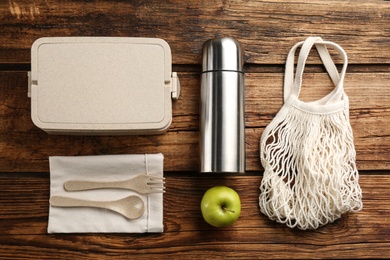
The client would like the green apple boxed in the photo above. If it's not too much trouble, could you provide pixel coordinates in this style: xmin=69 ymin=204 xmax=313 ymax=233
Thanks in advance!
xmin=200 ymin=186 xmax=241 ymax=228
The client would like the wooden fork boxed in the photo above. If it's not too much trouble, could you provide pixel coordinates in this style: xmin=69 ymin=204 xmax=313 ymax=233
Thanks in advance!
xmin=64 ymin=174 xmax=165 ymax=194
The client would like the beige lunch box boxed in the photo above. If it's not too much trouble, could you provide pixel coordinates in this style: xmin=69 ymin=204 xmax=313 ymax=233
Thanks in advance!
xmin=28 ymin=37 xmax=180 ymax=135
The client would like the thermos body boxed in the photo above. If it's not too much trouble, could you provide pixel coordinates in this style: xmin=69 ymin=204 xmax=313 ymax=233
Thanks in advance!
xmin=200 ymin=37 xmax=245 ymax=173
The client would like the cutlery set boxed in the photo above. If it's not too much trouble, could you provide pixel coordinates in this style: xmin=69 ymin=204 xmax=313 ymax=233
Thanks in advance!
xmin=50 ymin=174 xmax=165 ymax=220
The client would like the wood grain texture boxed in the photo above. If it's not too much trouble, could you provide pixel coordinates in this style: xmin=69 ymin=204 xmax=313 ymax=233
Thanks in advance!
xmin=0 ymin=0 xmax=390 ymax=65
xmin=0 ymin=0 xmax=389 ymax=258
xmin=1 ymin=71 xmax=389 ymax=172
xmin=0 ymin=173 xmax=388 ymax=259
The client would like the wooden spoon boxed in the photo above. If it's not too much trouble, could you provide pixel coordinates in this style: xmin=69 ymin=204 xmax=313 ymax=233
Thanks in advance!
xmin=50 ymin=195 xmax=145 ymax=220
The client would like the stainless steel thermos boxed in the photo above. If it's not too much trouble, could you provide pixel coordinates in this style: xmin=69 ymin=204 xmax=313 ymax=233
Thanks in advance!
xmin=200 ymin=37 xmax=245 ymax=173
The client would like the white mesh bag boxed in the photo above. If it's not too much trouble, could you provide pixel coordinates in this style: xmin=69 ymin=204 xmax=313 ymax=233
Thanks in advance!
xmin=259 ymin=37 xmax=362 ymax=230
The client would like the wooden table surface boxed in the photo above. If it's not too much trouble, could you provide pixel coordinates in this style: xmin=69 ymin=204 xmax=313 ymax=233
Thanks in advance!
xmin=1 ymin=0 xmax=389 ymax=259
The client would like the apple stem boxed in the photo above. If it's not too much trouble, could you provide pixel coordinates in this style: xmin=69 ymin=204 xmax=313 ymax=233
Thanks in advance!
xmin=222 ymin=206 xmax=235 ymax=213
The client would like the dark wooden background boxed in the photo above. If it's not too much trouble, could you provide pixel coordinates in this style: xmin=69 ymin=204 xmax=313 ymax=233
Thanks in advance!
xmin=0 ymin=0 xmax=389 ymax=259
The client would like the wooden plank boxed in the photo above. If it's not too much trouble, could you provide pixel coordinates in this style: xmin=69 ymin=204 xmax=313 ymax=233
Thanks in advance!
xmin=0 ymin=71 xmax=389 ymax=172
xmin=0 ymin=237 xmax=388 ymax=259
xmin=0 ymin=173 xmax=388 ymax=259
xmin=0 ymin=0 xmax=389 ymax=64
xmin=1 ymin=1 xmax=388 ymax=259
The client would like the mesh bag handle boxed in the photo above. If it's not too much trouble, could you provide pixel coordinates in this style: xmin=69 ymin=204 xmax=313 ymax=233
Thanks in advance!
xmin=283 ymin=36 xmax=348 ymax=106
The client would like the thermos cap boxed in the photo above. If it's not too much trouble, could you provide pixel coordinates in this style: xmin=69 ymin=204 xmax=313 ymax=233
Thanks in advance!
xmin=202 ymin=37 xmax=243 ymax=72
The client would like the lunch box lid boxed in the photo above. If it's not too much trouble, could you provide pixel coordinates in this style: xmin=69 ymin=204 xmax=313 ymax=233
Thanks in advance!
xmin=28 ymin=37 xmax=180 ymax=135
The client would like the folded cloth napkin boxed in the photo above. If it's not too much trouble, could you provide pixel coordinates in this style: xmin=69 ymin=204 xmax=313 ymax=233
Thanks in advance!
xmin=48 ymin=153 xmax=164 ymax=233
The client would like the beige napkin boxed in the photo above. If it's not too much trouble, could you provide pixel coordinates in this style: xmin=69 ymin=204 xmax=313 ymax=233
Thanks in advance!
xmin=48 ymin=154 xmax=164 ymax=233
